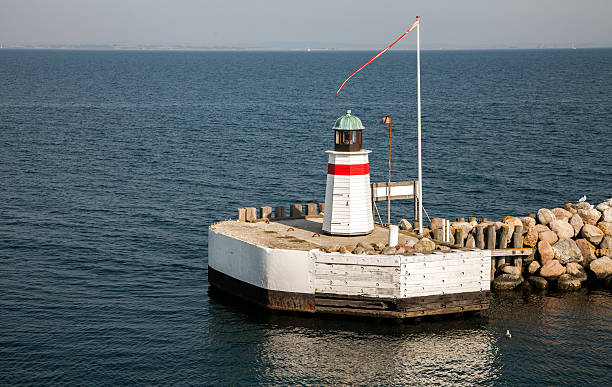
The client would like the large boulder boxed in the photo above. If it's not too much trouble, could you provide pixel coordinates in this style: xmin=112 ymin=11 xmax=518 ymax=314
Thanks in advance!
xmin=574 ymin=201 xmax=592 ymax=210
xmin=537 ymin=208 xmax=556 ymax=225
xmin=589 ymin=257 xmax=612 ymax=280
xmin=521 ymin=216 xmax=536 ymax=230
xmin=539 ymin=230 xmax=559 ymax=246
xmin=398 ymin=219 xmax=413 ymax=231
xmin=524 ymin=226 xmax=539 ymax=247
xmin=493 ymin=274 xmax=522 ymax=290
xmin=569 ymin=214 xmax=584 ymax=237
xmin=598 ymin=222 xmax=612 ymax=236
xmin=404 ymin=236 xmax=420 ymax=248
xmin=552 ymin=238 xmax=582 ymax=264
xmin=540 ymin=260 xmax=566 ymax=278
xmin=566 ymin=262 xmax=588 ymax=282
xmin=600 ymin=236 xmax=612 ymax=250
xmin=502 ymin=265 xmax=521 ymax=276
xmin=528 ymin=276 xmax=548 ymax=289
xmin=557 ymin=274 xmax=582 ymax=291
xmin=563 ymin=203 xmax=578 ymax=215
xmin=414 ymin=238 xmax=435 ymax=253
xmin=534 ymin=224 xmax=551 ymax=234
xmin=429 ymin=218 xmax=444 ymax=230
xmin=595 ymin=202 xmax=610 ymax=213
xmin=550 ymin=219 xmax=575 ymax=239
xmin=504 ymin=216 xmax=523 ymax=229
xmin=577 ymin=208 xmax=602 ymax=225
xmin=537 ymin=240 xmax=555 ymax=265
xmin=528 ymin=260 xmax=541 ymax=275
xmin=575 ymin=238 xmax=597 ymax=266
xmin=552 ymin=207 xmax=572 ymax=221
xmin=581 ymin=224 xmax=604 ymax=245
xmin=603 ymin=208 xmax=612 ymax=223
xmin=452 ymin=221 xmax=473 ymax=233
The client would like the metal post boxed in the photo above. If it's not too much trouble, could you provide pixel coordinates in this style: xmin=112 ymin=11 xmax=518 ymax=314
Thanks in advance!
xmin=388 ymin=118 xmax=391 ymax=226
xmin=416 ymin=16 xmax=423 ymax=235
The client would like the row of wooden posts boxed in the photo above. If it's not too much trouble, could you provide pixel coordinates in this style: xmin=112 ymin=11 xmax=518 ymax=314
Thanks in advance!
xmin=237 ymin=203 xmax=325 ymax=222
xmin=432 ymin=217 xmax=525 ymax=250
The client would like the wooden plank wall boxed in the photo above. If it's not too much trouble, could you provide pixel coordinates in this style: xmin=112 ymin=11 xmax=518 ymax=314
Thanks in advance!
xmin=312 ymin=250 xmax=491 ymax=299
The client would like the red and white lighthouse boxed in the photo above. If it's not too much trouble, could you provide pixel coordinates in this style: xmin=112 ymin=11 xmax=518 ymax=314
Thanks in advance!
xmin=322 ymin=110 xmax=374 ymax=236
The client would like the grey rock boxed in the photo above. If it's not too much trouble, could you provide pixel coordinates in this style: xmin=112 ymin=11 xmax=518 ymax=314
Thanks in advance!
xmin=353 ymin=246 xmax=365 ymax=255
xmin=414 ymin=238 xmax=435 ymax=253
xmin=502 ymin=265 xmax=521 ymax=276
xmin=528 ymin=261 xmax=541 ymax=275
xmin=528 ymin=275 xmax=549 ymax=289
xmin=600 ymin=236 xmax=612 ymax=250
xmin=589 ymin=256 xmax=612 ymax=280
xmin=382 ymin=246 xmax=397 ymax=255
xmin=540 ymin=260 xmax=566 ymax=278
xmin=595 ymin=202 xmax=610 ymax=213
xmin=557 ymin=274 xmax=582 ymax=291
xmin=603 ymin=208 xmax=612 ymax=223
xmin=404 ymin=236 xmax=420 ymax=248
xmin=521 ymin=216 xmax=536 ymax=230
xmin=552 ymin=238 xmax=583 ymax=264
xmin=581 ymin=224 xmax=604 ymax=245
xmin=550 ymin=219 xmax=575 ymax=239
xmin=398 ymin=219 xmax=413 ymax=231
xmin=566 ymin=262 xmax=588 ymax=282
xmin=493 ymin=274 xmax=522 ymax=290
xmin=569 ymin=214 xmax=584 ymax=237
xmin=537 ymin=208 xmax=556 ymax=225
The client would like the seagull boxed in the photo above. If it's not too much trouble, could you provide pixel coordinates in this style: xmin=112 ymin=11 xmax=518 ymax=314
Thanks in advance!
xmin=578 ymin=195 xmax=587 ymax=203
xmin=505 ymin=330 xmax=512 ymax=339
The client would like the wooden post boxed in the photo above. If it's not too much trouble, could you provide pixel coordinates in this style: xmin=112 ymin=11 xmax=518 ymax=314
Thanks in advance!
xmin=246 ymin=207 xmax=257 ymax=222
xmin=306 ymin=203 xmax=318 ymax=216
xmin=491 ymin=257 xmax=496 ymax=282
xmin=260 ymin=206 xmax=272 ymax=219
xmin=318 ymin=202 xmax=325 ymax=214
xmin=499 ymin=225 xmax=509 ymax=249
xmin=238 ymin=208 xmax=246 ymax=222
xmin=290 ymin=204 xmax=303 ymax=217
xmin=512 ymin=225 xmax=523 ymax=248
xmin=455 ymin=228 xmax=466 ymax=247
xmin=274 ymin=206 xmax=285 ymax=218
xmin=456 ymin=217 xmax=465 ymax=222
xmin=413 ymin=181 xmax=418 ymax=227
xmin=468 ymin=217 xmax=477 ymax=223
xmin=486 ymin=225 xmax=496 ymax=249
xmin=513 ymin=257 xmax=523 ymax=271
xmin=479 ymin=217 xmax=487 ymax=223
xmin=476 ymin=225 xmax=485 ymax=249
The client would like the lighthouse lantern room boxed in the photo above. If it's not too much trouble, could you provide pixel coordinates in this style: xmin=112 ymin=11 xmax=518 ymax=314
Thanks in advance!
xmin=322 ymin=110 xmax=374 ymax=236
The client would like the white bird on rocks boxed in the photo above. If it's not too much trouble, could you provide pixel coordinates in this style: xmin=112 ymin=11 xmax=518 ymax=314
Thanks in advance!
xmin=578 ymin=195 xmax=587 ymax=202
xmin=505 ymin=330 xmax=511 ymax=339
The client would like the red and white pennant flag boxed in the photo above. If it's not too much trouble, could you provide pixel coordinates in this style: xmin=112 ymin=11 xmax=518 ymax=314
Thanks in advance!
xmin=335 ymin=18 xmax=419 ymax=102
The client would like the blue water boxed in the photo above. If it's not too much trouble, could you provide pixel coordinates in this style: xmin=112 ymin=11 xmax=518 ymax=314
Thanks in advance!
xmin=1 ymin=49 xmax=611 ymax=385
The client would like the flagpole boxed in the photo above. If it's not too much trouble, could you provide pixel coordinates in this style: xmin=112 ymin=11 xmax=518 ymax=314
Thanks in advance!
xmin=416 ymin=16 xmax=423 ymax=236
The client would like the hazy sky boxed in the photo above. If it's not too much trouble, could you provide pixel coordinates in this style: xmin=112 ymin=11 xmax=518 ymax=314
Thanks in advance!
xmin=1 ymin=0 xmax=611 ymax=48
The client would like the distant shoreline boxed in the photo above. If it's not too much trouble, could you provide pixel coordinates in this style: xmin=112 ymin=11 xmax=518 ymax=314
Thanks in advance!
xmin=1 ymin=45 xmax=611 ymax=52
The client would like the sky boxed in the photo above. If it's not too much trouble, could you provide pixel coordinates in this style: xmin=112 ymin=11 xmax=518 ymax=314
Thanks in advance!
xmin=1 ymin=0 xmax=611 ymax=49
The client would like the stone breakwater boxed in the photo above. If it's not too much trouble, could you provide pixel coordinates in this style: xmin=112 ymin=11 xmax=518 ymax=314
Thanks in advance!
xmin=421 ymin=198 xmax=612 ymax=292
xmin=488 ymin=198 xmax=612 ymax=292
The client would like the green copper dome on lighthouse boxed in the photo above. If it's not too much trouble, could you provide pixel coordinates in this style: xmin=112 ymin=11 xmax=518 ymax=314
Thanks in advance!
xmin=332 ymin=109 xmax=365 ymax=131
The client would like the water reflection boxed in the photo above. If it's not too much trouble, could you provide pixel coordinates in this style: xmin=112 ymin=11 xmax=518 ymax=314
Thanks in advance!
xmin=208 ymin=289 xmax=500 ymax=385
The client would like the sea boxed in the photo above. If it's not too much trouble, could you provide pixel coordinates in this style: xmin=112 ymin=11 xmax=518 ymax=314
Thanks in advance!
xmin=1 ymin=48 xmax=611 ymax=385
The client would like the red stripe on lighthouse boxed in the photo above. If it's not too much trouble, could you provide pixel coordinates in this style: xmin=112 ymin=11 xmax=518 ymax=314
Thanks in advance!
xmin=327 ymin=163 xmax=370 ymax=175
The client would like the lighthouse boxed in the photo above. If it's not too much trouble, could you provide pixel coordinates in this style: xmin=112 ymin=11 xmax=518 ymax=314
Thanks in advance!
xmin=322 ymin=110 xmax=374 ymax=236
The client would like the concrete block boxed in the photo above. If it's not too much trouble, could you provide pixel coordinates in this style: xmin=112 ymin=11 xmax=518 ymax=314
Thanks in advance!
xmin=260 ymin=206 xmax=272 ymax=219
xmin=290 ymin=204 xmax=303 ymax=217
xmin=237 ymin=208 xmax=246 ymax=222
xmin=306 ymin=203 xmax=318 ymax=216
xmin=246 ymin=207 xmax=257 ymax=222
xmin=274 ymin=206 xmax=285 ymax=218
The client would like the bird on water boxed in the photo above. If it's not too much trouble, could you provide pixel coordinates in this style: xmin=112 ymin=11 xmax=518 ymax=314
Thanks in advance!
xmin=505 ymin=330 xmax=511 ymax=339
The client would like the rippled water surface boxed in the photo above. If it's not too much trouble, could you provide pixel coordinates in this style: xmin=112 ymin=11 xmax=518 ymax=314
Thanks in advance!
xmin=1 ymin=49 xmax=611 ymax=385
